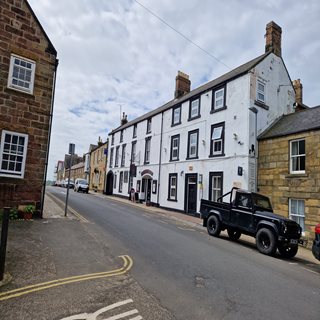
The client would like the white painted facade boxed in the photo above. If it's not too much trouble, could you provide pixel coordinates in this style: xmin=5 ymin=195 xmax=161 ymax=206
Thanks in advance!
xmin=106 ymin=52 xmax=295 ymax=214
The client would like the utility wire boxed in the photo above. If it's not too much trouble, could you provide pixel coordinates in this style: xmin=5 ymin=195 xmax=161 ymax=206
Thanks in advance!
xmin=133 ymin=0 xmax=231 ymax=70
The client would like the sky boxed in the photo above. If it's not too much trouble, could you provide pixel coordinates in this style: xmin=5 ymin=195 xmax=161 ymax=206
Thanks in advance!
xmin=27 ymin=0 xmax=320 ymax=180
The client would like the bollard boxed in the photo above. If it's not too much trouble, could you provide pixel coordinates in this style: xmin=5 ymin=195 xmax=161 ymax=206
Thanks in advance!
xmin=0 ymin=207 xmax=10 ymax=281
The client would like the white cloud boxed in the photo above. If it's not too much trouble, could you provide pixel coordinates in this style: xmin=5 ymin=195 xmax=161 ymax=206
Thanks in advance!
xmin=27 ymin=0 xmax=320 ymax=179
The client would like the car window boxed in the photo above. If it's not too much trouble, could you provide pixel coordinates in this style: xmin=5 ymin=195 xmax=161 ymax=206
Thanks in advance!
xmin=237 ymin=194 xmax=252 ymax=208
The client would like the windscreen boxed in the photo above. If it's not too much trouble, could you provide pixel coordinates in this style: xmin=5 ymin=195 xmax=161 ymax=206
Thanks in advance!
xmin=253 ymin=194 xmax=272 ymax=211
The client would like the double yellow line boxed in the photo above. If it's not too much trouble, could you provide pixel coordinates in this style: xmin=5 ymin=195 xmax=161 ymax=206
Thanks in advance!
xmin=47 ymin=192 xmax=89 ymax=223
xmin=0 ymin=255 xmax=133 ymax=301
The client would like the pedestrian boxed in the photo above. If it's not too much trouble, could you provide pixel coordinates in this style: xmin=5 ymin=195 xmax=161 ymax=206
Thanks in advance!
xmin=130 ymin=188 xmax=135 ymax=202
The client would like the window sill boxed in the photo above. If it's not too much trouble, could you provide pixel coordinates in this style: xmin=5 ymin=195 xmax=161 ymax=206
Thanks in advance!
xmin=6 ymin=86 xmax=34 ymax=96
xmin=254 ymin=100 xmax=269 ymax=110
xmin=186 ymin=156 xmax=199 ymax=160
xmin=167 ymin=198 xmax=178 ymax=202
xmin=0 ymin=172 xmax=24 ymax=179
xmin=169 ymin=158 xmax=179 ymax=162
xmin=210 ymin=106 xmax=227 ymax=114
xmin=209 ymin=153 xmax=225 ymax=158
xmin=188 ymin=115 xmax=201 ymax=121
xmin=144 ymin=162 xmax=150 ymax=165
xmin=171 ymin=122 xmax=182 ymax=127
xmin=285 ymin=173 xmax=308 ymax=179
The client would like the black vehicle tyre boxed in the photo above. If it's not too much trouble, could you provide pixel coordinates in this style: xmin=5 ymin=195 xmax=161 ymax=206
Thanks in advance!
xmin=256 ymin=228 xmax=277 ymax=256
xmin=278 ymin=244 xmax=298 ymax=259
xmin=207 ymin=215 xmax=221 ymax=237
xmin=227 ymin=228 xmax=241 ymax=241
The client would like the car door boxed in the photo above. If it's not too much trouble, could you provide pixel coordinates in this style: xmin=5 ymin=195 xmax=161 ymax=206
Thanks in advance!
xmin=230 ymin=193 xmax=254 ymax=231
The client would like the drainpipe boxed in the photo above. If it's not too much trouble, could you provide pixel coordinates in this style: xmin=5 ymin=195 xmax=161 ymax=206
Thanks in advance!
xmin=40 ymin=58 xmax=59 ymax=218
xmin=249 ymin=106 xmax=258 ymax=191
xmin=157 ymin=112 xmax=164 ymax=206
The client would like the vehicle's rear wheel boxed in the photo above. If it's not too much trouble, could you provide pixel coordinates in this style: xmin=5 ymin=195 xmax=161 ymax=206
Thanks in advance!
xmin=278 ymin=244 xmax=298 ymax=259
xmin=256 ymin=228 xmax=277 ymax=255
xmin=207 ymin=215 xmax=221 ymax=237
xmin=227 ymin=228 xmax=241 ymax=241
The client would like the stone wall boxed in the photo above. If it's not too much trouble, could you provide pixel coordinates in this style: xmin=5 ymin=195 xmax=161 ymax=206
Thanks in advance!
xmin=258 ymin=130 xmax=320 ymax=244
xmin=90 ymin=143 xmax=107 ymax=193
xmin=0 ymin=0 xmax=57 ymax=210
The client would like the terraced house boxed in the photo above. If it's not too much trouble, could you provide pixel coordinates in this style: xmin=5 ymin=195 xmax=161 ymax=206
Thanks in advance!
xmin=0 ymin=0 xmax=58 ymax=214
xmin=106 ymin=21 xmax=298 ymax=215
xmin=258 ymin=105 xmax=320 ymax=244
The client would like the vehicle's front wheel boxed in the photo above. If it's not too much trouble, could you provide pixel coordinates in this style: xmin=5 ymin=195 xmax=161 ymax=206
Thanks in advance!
xmin=207 ymin=215 xmax=221 ymax=237
xmin=278 ymin=244 xmax=298 ymax=259
xmin=227 ymin=228 xmax=241 ymax=241
xmin=256 ymin=228 xmax=277 ymax=256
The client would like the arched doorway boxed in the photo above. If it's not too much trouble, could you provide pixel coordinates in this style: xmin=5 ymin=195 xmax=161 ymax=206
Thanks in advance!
xmin=105 ymin=171 xmax=114 ymax=195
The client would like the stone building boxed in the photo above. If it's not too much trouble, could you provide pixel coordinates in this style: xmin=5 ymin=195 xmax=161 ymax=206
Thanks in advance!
xmin=258 ymin=106 xmax=320 ymax=244
xmin=89 ymin=140 xmax=108 ymax=193
xmin=0 ymin=0 xmax=58 ymax=214
xmin=69 ymin=162 xmax=85 ymax=181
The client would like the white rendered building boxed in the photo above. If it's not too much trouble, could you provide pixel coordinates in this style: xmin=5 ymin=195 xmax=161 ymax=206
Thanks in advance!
xmin=106 ymin=21 xmax=295 ymax=215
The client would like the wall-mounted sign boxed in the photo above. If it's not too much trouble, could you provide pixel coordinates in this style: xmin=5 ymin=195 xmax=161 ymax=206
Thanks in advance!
xmin=188 ymin=165 xmax=193 ymax=171
xmin=238 ymin=166 xmax=243 ymax=176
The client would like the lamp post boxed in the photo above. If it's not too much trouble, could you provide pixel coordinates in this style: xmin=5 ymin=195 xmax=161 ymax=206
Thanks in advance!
xmin=65 ymin=143 xmax=75 ymax=217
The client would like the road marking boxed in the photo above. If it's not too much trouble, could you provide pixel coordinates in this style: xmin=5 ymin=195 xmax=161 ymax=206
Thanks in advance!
xmin=159 ymin=220 xmax=169 ymax=224
xmin=47 ymin=192 xmax=89 ymax=223
xmin=0 ymin=255 xmax=133 ymax=301
xmin=60 ymin=299 xmax=143 ymax=320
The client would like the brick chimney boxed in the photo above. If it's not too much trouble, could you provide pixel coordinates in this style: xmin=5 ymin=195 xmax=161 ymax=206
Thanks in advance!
xmin=174 ymin=71 xmax=191 ymax=99
xmin=265 ymin=21 xmax=282 ymax=57
xmin=292 ymin=79 xmax=303 ymax=104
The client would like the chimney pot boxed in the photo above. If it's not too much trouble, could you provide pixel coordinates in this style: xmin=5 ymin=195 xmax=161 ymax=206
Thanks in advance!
xmin=175 ymin=70 xmax=191 ymax=99
xmin=265 ymin=21 xmax=282 ymax=57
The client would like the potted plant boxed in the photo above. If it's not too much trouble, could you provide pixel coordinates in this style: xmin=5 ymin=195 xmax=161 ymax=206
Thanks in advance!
xmin=23 ymin=205 xmax=35 ymax=220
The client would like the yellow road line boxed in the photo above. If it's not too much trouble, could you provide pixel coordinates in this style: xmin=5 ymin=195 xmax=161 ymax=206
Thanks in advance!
xmin=46 ymin=192 xmax=89 ymax=223
xmin=0 ymin=255 xmax=133 ymax=301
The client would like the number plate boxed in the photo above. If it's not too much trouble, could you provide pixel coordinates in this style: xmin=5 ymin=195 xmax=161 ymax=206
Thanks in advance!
xmin=290 ymin=239 xmax=298 ymax=245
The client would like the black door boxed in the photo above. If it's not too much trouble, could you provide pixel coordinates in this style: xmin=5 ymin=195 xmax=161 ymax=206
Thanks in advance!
xmin=185 ymin=174 xmax=197 ymax=214
xmin=230 ymin=193 xmax=253 ymax=230
xmin=146 ymin=179 xmax=152 ymax=202
xmin=105 ymin=171 xmax=113 ymax=195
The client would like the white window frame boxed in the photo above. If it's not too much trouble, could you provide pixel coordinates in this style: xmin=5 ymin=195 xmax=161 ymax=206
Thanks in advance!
xmin=257 ymin=80 xmax=265 ymax=103
xmin=211 ymin=124 xmax=224 ymax=156
xmin=0 ymin=130 xmax=28 ymax=179
xmin=289 ymin=199 xmax=305 ymax=234
xmin=290 ymin=139 xmax=305 ymax=174
xmin=133 ymin=124 xmax=137 ymax=138
xmin=7 ymin=54 xmax=36 ymax=94
xmin=121 ymin=144 xmax=126 ymax=167
xmin=210 ymin=173 xmax=223 ymax=202
xmin=188 ymin=131 xmax=198 ymax=158
xmin=171 ymin=135 xmax=179 ymax=161
xmin=145 ymin=138 xmax=151 ymax=163
xmin=119 ymin=171 xmax=123 ymax=193
xmin=172 ymin=106 xmax=181 ymax=125
xmin=109 ymin=148 xmax=114 ymax=167
xmin=214 ymin=88 xmax=225 ymax=110
xmin=115 ymin=146 xmax=119 ymax=167
xmin=168 ymin=173 xmax=177 ymax=201
xmin=131 ymin=141 xmax=136 ymax=164
xmin=146 ymin=118 xmax=152 ymax=133
xmin=190 ymin=98 xmax=200 ymax=118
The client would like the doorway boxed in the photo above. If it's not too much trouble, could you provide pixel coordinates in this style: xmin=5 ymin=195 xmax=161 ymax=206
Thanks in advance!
xmin=142 ymin=178 xmax=152 ymax=203
xmin=185 ymin=173 xmax=198 ymax=214
xmin=105 ymin=171 xmax=114 ymax=195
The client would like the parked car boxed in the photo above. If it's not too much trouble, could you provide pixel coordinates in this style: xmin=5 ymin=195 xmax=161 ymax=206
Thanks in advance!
xmin=312 ymin=224 xmax=320 ymax=261
xmin=74 ymin=178 xmax=89 ymax=193
xmin=63 ymin=179 xmax=74 ymax=188
xmin=200 ymin=188 xmax=302 ymax=258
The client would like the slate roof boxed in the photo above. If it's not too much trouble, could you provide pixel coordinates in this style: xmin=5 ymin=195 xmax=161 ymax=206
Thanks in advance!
xmin=109 ymin=51 xmax=271 ymax=134
xmin=258 ymin=105 xmax=320 ymax=140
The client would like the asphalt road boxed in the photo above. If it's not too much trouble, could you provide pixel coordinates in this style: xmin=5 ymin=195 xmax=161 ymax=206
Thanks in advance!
xmin=50 ymin=187 xmax=320 ymax=320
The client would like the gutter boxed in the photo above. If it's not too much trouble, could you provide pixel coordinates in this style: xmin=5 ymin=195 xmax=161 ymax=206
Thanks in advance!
xmin=40 ymin=58 xmax=59 ymax=218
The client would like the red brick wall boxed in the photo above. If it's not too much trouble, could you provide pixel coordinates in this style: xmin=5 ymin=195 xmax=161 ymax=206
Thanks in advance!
xmin=0 ymin=0 xmax=57 ymax=210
